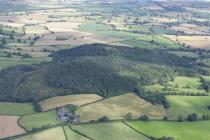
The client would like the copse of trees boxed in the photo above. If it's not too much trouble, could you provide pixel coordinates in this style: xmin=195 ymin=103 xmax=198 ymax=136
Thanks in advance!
xmin=32 ymin=98 xmax=42 ymax=112
xmin=65 ymin=104 xmax=78 ymax=115
xmin=133 ymin=88 xmax=170 ymax=109
xmin=200 ymin=76 xmax=210 ymax=91
xmin=202 ymin=115 xmax=209 ymax=120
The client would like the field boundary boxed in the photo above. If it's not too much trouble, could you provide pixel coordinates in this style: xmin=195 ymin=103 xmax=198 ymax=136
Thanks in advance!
xmin=122 ymin=121 xmax=151 ymax=139
xmin=68 ymin=125 xmax=95 ymax=140
xmin=62 ymin=126 xmax=68 ymax=140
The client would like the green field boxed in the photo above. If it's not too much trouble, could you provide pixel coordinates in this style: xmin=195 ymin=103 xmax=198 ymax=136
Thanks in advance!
xmin=77 ymin=93 xmax=166 ymax=121
xmin=168 ymin=76 xmax=205 ymax=93
xmin=167 ymin=51 xmax=198 ymax=58
xmin=121 ymin=40 xmax=161 ymax=48
xmin=78 ymin=23 xmax=113 ymax=33
xmin=0 ymin=102 xmax=35 ymax=115
xmin=63 ymin=126 xmax=89 ymax=140
xmin=126 ymin=25 xmax=151 ymax=33
xmin=126 ymin=121 xmax=210 ymax=140
xmin=120 ymin=34 xmax=179 ymax=49
xmin=166 ymin=96 xmax=210 ymax=120
xmin=95 ymin=30 xmax=139 ymax=40
xmin=19 ymin=110 xmax=61 ymax=131
xmin=145 ymin=76 xmax=207 ymax=94
xmin=14 ymin=127 xmax=66 ymax=140
xmin=151 ymin=26 xmax=178 ymax=34
xmin=72 ymin=122 xmax=149 ymax=140
xmin=0 ymin=56 xmax=52 ymax=70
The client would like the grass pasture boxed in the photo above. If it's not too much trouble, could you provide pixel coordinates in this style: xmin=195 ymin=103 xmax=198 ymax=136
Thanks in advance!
xmin=24 ymin=26 xmax=49 ymax=35
xmin=40 ymin=94 xmax=103 ymax=111
xmin=14 ymin=127 xmax=66 ymax=140
xmin=165 ymin=35 xmax=210 ymax=48
xmin=126 ymin=25 xmax=151 ymax=33
xmin=19 ymin=110 xmax=61 ymax=131
xmin=145 ymin=76 xmax=206 ymax=95
xmin=41 ymin=22 xmax=80 ymax=32
xmin=119 ymin=34 xmax=179 ymax=48
xmin=71 ymin=122 xmax=149 ymax=140
xmin=0 ymin=55 xmax=52 ymax=70
xmin=166 ymin=96 xmax=210 ymax=120
xmin=1 ymin=49 xmax=50 ymax=57
xmin=76 ymin=93 xmax=166 ymax=121
xmin=0 ymin=115 xmax=25 ymax=139
xmin=168 ymin=76 xmax=201 ymax=88
xmin=169 ymin=26 xmax=207 ymax=35
xmin=78 ymin=23 xmax=113 ymax=33
xmin=151 ymin=26 xmax=178 ymax=35
xmin=167 ymin=51 xmax=198 ymax=58
xmin=63 ymin=126 xmax=89 ymax=140
xmin=126 ymin=121 xmax=210 ymax=140
xmin=0 ymin=102 xmax=35 ymax=115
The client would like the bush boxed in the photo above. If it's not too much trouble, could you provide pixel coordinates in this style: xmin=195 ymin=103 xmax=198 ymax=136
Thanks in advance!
xmin=139 ymin=115 xmax=149 ymax=121
xmin=163 ymin=116 xmax=168 ymax=121
xmin=124 ymin=112 xmax=132 ymax=120
xmin=151 ymin=136 xmax=174 ymax=140
xmin=65 ymin=104 xmax=78 ymax=115
xmin=32 ymin=98 xmax=42 ymax=112
xmin=187 ymin=113 xmax=198 ymax=122
xmin=177 ymin=115 xmax=184 ymax=122
xmin=202 ymin=115 xmax=209 ymax=120
xmin=98 ymin=116 xmax=109 ymax=122
xmin=56 ymin=36 xmax=68 ymax=41
xmin=6 ymin=53 xmax=12 ymax=58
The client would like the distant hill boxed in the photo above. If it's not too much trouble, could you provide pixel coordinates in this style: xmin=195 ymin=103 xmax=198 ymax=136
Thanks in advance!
xmin=0 ymin=43 xmax=200 ymax=102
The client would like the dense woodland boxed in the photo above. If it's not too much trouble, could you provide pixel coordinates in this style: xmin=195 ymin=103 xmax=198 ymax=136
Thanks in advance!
xmin=0 ymin=44 xmax=206 ymax=105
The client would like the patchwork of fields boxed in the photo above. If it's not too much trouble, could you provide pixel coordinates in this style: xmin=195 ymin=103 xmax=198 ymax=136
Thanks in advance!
xmin=165 ymin=35 xmax=210 ymax=48
xmin=71 ymin=122 xmax=149 ymax=140
xmin=1 ymin=0 xmax=210 ymax=140
xmin=15 ymin=122 xmax=149 ymax=140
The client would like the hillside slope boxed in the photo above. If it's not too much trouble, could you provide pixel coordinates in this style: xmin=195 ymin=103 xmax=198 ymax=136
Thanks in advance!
xmin=0 ymin=43 xmax=200 ymax=102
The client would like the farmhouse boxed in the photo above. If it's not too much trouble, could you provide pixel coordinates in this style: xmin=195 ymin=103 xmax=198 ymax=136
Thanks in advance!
xmin=57 ymin=108 xmax=80 ymax=123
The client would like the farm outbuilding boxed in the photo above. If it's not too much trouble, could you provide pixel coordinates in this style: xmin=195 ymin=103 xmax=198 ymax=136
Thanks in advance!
xmin=57 ymin=108 xmax=80 ymax=123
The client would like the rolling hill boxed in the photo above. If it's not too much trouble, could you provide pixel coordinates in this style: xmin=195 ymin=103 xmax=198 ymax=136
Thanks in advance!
xmin=0 ymin=43 xmax=201 ymax=102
